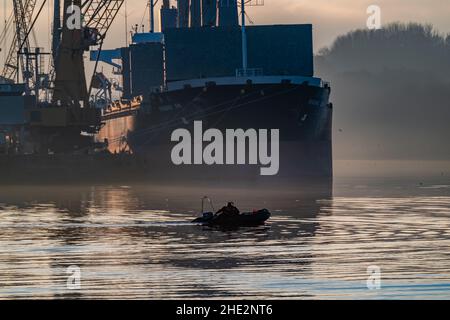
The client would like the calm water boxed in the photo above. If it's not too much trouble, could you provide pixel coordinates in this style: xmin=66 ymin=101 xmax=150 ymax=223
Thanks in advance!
xmin=0 ymin=160 xmax=449 ymax=300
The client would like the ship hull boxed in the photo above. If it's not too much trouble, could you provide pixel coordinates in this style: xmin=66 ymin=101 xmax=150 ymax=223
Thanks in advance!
xmin=0 ymin=80 xmax=333 ymax=195
xmin=124 ymin=80 xmax=333 ymax=190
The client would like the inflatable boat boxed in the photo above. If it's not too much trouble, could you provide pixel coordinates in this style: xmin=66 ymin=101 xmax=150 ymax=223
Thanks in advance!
xmin=192 ymin=209 xmax=271 ymax=227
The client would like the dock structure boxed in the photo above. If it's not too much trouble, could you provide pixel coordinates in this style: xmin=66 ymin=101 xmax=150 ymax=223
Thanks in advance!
xmin=101 ymin=97 xmax=142 ymax=121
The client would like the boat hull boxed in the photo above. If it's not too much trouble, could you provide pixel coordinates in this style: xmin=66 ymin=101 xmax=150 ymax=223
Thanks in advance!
xmin=192 ymin=209 xmax=272 ymax=227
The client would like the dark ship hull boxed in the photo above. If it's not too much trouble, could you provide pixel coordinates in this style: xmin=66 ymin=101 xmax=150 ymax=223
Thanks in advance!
xmin=0 ymin=79 xmax=332 ymax=197
xmin=123 ymin=76 xmax=333 ymax=190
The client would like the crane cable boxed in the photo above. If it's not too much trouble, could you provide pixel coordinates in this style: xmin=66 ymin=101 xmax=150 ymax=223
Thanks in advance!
xmin=0 ymin=11 xmax=14 ymax=47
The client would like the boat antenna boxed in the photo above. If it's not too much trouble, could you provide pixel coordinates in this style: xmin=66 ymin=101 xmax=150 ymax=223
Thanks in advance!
xmin=202 ymin=196 xmax=215 ymax=213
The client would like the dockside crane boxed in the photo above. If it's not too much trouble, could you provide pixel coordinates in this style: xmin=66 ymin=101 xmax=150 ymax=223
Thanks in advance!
xmin=83 ymin=0 xmax=125 ymax=38
xmin=1 ymin=0 xmax=128 ymax=154
xmin=52 ymin=0 xmax=124 ymax=109
xmin=82 ymin=0 xmax=125 ymax=99
xmin=1 ymin=0 xmax=37 ymax=90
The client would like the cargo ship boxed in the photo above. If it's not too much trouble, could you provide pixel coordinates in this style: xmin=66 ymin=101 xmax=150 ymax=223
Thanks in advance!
xmin=0 ymin=0 xmax=333 ymax=192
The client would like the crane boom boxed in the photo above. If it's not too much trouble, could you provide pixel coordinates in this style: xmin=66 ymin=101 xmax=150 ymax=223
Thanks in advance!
xmin=52 ymin=0 xmax=124 ymax=108
xmin=1 ymin=0 xmax=37 ymax=84
xmin=83 ymin=0 xmax=125 ymax=41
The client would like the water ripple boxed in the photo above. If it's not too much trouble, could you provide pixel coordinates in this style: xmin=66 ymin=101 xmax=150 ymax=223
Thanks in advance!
xmin=0 ymin=185 xmax=449 ymax=299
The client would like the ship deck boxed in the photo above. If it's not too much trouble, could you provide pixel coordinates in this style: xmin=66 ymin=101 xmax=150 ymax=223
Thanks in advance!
xmin=166 ymin=75 xmax=326 ymax=92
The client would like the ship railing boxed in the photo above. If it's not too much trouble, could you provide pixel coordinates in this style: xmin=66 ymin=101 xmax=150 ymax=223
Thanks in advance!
xmin=235 ymin=68 xmax=264 ymax=78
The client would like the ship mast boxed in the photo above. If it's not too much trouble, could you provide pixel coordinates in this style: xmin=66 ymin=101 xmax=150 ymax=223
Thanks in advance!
xmin=149 ymin=0 xmax=155 ymax=33
xmin=241 ymin=0 xmax=248 ymax=72
xmin=239 ymin=0 xmax=264 ymax=76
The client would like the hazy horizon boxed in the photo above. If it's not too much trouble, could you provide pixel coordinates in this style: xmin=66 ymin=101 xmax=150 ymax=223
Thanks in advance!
xmin=1 ymin=0 xmax=449 ymax=63
xmin=1 ymin=1 xmax=449 ymax=162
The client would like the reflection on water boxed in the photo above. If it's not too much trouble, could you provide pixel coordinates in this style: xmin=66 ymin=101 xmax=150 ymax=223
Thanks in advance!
xmin=0 ymin=162 xmax=450 ymax=299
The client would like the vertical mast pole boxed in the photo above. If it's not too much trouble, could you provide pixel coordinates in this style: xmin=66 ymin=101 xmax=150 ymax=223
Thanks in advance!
xmin=2 ymin=0 xmax=6 ymax=65
xmin=52 ymin=0 xmax=61 ymax=63
xmin=34 ymin=47 xmax=40 ymax=103
xmin=150 ymin=0 xmax=155 ymax=33
xmin=124 ymin=1 xmax=128 ymax=46
xmin=241 ymin=0 xmax=247 ymax=72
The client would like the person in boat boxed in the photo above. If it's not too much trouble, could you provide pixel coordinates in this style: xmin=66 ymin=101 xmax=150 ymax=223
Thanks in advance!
xmin=216 ymin=202 xmax=240 ymax=218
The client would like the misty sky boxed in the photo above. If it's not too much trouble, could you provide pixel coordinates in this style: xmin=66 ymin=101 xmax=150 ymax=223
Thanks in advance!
xmin=1 ymin=0 xmax=449 ymax=61
xmin=114 ymin=0 xmax=450 ymax=51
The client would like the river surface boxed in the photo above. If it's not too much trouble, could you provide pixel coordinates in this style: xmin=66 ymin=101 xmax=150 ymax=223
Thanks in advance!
xmin=0 ymin=160 xmax=449 ymax=300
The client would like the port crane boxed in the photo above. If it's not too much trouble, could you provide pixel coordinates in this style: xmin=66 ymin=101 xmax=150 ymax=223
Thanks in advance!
xmin=1 ymin=0 xmax=37 ymax=91
xmin=0 ymin=0 xmax=126 ymax=154
xmin=1 ymin=0 xmax=123 ymax=103
xmin=83 ymin=0 xmax=125 ymax=38
xmin=52 ymin=0 xmax=124 ymax=108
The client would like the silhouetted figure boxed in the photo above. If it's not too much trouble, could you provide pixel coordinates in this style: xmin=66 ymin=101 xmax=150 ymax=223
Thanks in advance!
xmin=216 ymin=202 xmax=240 ymax=218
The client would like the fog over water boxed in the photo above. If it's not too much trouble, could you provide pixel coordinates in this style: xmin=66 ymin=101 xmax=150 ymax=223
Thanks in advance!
xmin=0 ymin=160 xmax=449 ymax=299
xmin=317 ymin=23 xmax=450 ymax=161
